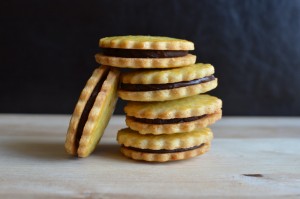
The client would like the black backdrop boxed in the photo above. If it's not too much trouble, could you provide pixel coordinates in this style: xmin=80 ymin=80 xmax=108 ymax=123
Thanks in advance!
xmin=1 ymin=0 xmax=300 ymax=116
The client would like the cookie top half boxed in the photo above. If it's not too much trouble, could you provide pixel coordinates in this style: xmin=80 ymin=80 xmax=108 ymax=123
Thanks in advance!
xmin=100 ymin=35 xmax=194 ymax=50
xmin=124 ymin=94 xmax=222 ymax=119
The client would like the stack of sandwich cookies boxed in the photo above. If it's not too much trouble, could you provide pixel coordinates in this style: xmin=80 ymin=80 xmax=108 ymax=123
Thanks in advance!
xmin=119 ymin=95 xmax=222 ymax=162
xmin=94 ymin=35 xmax=222 ymax=162
xmin=65 ymin=35 xmax=222 ymax=161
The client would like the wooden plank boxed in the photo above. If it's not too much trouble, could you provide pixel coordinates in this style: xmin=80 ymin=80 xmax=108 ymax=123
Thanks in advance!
xmin=0 ymin=115 xmax=299 ymax=198
xmin=0 ymin=114 xmax=299 ymax=138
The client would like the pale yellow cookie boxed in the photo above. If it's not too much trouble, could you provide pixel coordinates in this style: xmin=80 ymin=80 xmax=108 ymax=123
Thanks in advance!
xmin=124 ymin=94 xmax=222 ymax=119
xmin=121 ymin=63 xmax=214 ymax=84
xmin=124 ymin=94 xmax=222 ymax=134
xmin=117 ymin=127 xmax=213 ymax=162
xmin=96 ymin=35 xmax=196 ymax=68
xmin=99 ymin=35 xmax=194 ymax=50
xmin=126 ymin=110 xmax=222 ymax=135
xmin=118 ymin=63 xmax=217 ymax=101
xmin=95 ymin=53 xmax=196 ymax=69
xmin=65 ymin=66 xmax=120 ymax=157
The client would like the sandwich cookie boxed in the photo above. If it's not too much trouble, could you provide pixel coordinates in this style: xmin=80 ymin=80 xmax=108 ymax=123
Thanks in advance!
xmin=65 ymin=66 xmax=120 ymax=157
xmin=124 ymin=94 xmax=222 ymax=135
xmin=119 ymin=63 xmax=218 ymax=101
xmin=95 ymin=35 xmax=196 ymax=68
xmin=117 ymin=128 xmax=213 ymax=162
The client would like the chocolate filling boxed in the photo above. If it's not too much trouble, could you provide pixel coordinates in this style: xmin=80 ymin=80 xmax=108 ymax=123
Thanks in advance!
xmin=120 ymin=75 xmax=215 ymax=92
xmin=130 ymin=114 xmax=207 ymax=125
xmin=123 ymin=143 xmax=205 ymax=154
xmin=102 ymin=48 xmax=188 ymax=58
xmin=75 ymin=68 xmax=110 ymax=148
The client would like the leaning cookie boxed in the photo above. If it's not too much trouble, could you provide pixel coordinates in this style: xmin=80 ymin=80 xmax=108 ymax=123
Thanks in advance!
xmin=117 ymin=128 xmax=213 ymax=162
xmin=124 ymin=94 xmax=222 ymax=135
xmin=119 ymin=63 xmax=217 ymax=101
xmin=65 ymin=66 xmax=120 ymax=157
xmin=95 ymin=35 xmax=196 ymax=68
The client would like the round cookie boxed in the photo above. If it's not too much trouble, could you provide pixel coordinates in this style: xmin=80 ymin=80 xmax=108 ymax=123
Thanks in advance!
xmin=118 ymin=63 xmax=218 ymax=101
xmin=95 ymin=35 xmax=196 ymax=68
xmin=65 ymin=66 xmax=120 ymax=157
xmin=124 ymin=94 xmax=222 ymax=135
xmin=99 ymin=36 xmax=195 ymax=50
xmin=117 ymin=128 xmax=213 ymax=162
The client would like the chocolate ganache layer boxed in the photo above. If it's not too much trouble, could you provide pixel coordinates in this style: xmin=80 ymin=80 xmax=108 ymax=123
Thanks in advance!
xmin=75 ymin=68 xmax=110 ymax=148
xmin=124 ymin=143 xmax=205 ymax=154
xmin=120 ymin=75 xmax=215 ymax=92
xmin=102 ymin=48 xmax=188 ymax=58
xmin=130 ymin=114 xmax=207 ymax=125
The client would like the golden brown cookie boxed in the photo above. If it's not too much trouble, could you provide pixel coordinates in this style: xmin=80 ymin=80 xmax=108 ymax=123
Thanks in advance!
xmin=117 ymin=128 xmax=213 ymax=162
xmin=124 ymin=94 xmax=222 ymax=134
xmin=65 ymin=66 xmax=120 ymax=157
xmin=95 ymin=35 xmax=196 ymax=68
xmin=99 ymin=35 xmax=194 ymax=50
xmin=118 ymin=63 xmax=217 ymax=101
xmin=121 ymin=63 xmax=214 ymax=84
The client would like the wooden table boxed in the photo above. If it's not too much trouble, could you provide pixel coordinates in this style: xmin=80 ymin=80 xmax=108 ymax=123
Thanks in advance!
xmin=0 ymin=114 xmax=299 ymax=198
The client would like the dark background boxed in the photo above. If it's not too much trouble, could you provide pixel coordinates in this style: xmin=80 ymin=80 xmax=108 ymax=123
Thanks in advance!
xmin=1 ymin=0 xmax=300 ymax=116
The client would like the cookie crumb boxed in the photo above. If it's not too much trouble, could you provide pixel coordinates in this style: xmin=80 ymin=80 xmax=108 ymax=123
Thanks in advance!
xmin=242 ymin=174 xmax=264 ymax=178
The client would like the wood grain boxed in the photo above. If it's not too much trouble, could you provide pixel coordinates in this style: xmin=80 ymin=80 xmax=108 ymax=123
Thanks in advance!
xmin=0 ymin=114 xmax=299 ymax=199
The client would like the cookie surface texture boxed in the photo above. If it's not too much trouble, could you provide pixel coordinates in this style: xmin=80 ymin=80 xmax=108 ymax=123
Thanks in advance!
xmin=65 ymin=66 xmax=120 ymax=157
xmin=99 ymin=35 xmax=194 ymax=50
xmin=125 ymin=94 xmax=222 ymax=119
xmin=121 ymin=63 xmax=214 ymax=84
xmin=117 ymin=128 xmax=213 ymax=162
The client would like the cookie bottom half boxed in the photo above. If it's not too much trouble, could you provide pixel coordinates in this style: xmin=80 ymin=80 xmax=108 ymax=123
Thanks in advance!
xmin=95 ymin=53 xmax=196 ymax=68
xmin=120 ymin=142 xmax=211 ymax=162
xmin=119 ymin=79 xmax=217 ymax=102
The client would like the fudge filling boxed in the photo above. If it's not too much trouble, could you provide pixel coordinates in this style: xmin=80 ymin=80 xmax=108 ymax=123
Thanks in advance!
xmin=75 ymin=68 xmax=110 ymax=148
xmin=102 ymin=48 xmax=188 ymax=58
xmin=123 ymin=143 xmax=205 ymax=154
xmin=129 ymin=114 xmax=208 ymax=125
xmin=120 ymin=75 xmax=215 ymax=92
